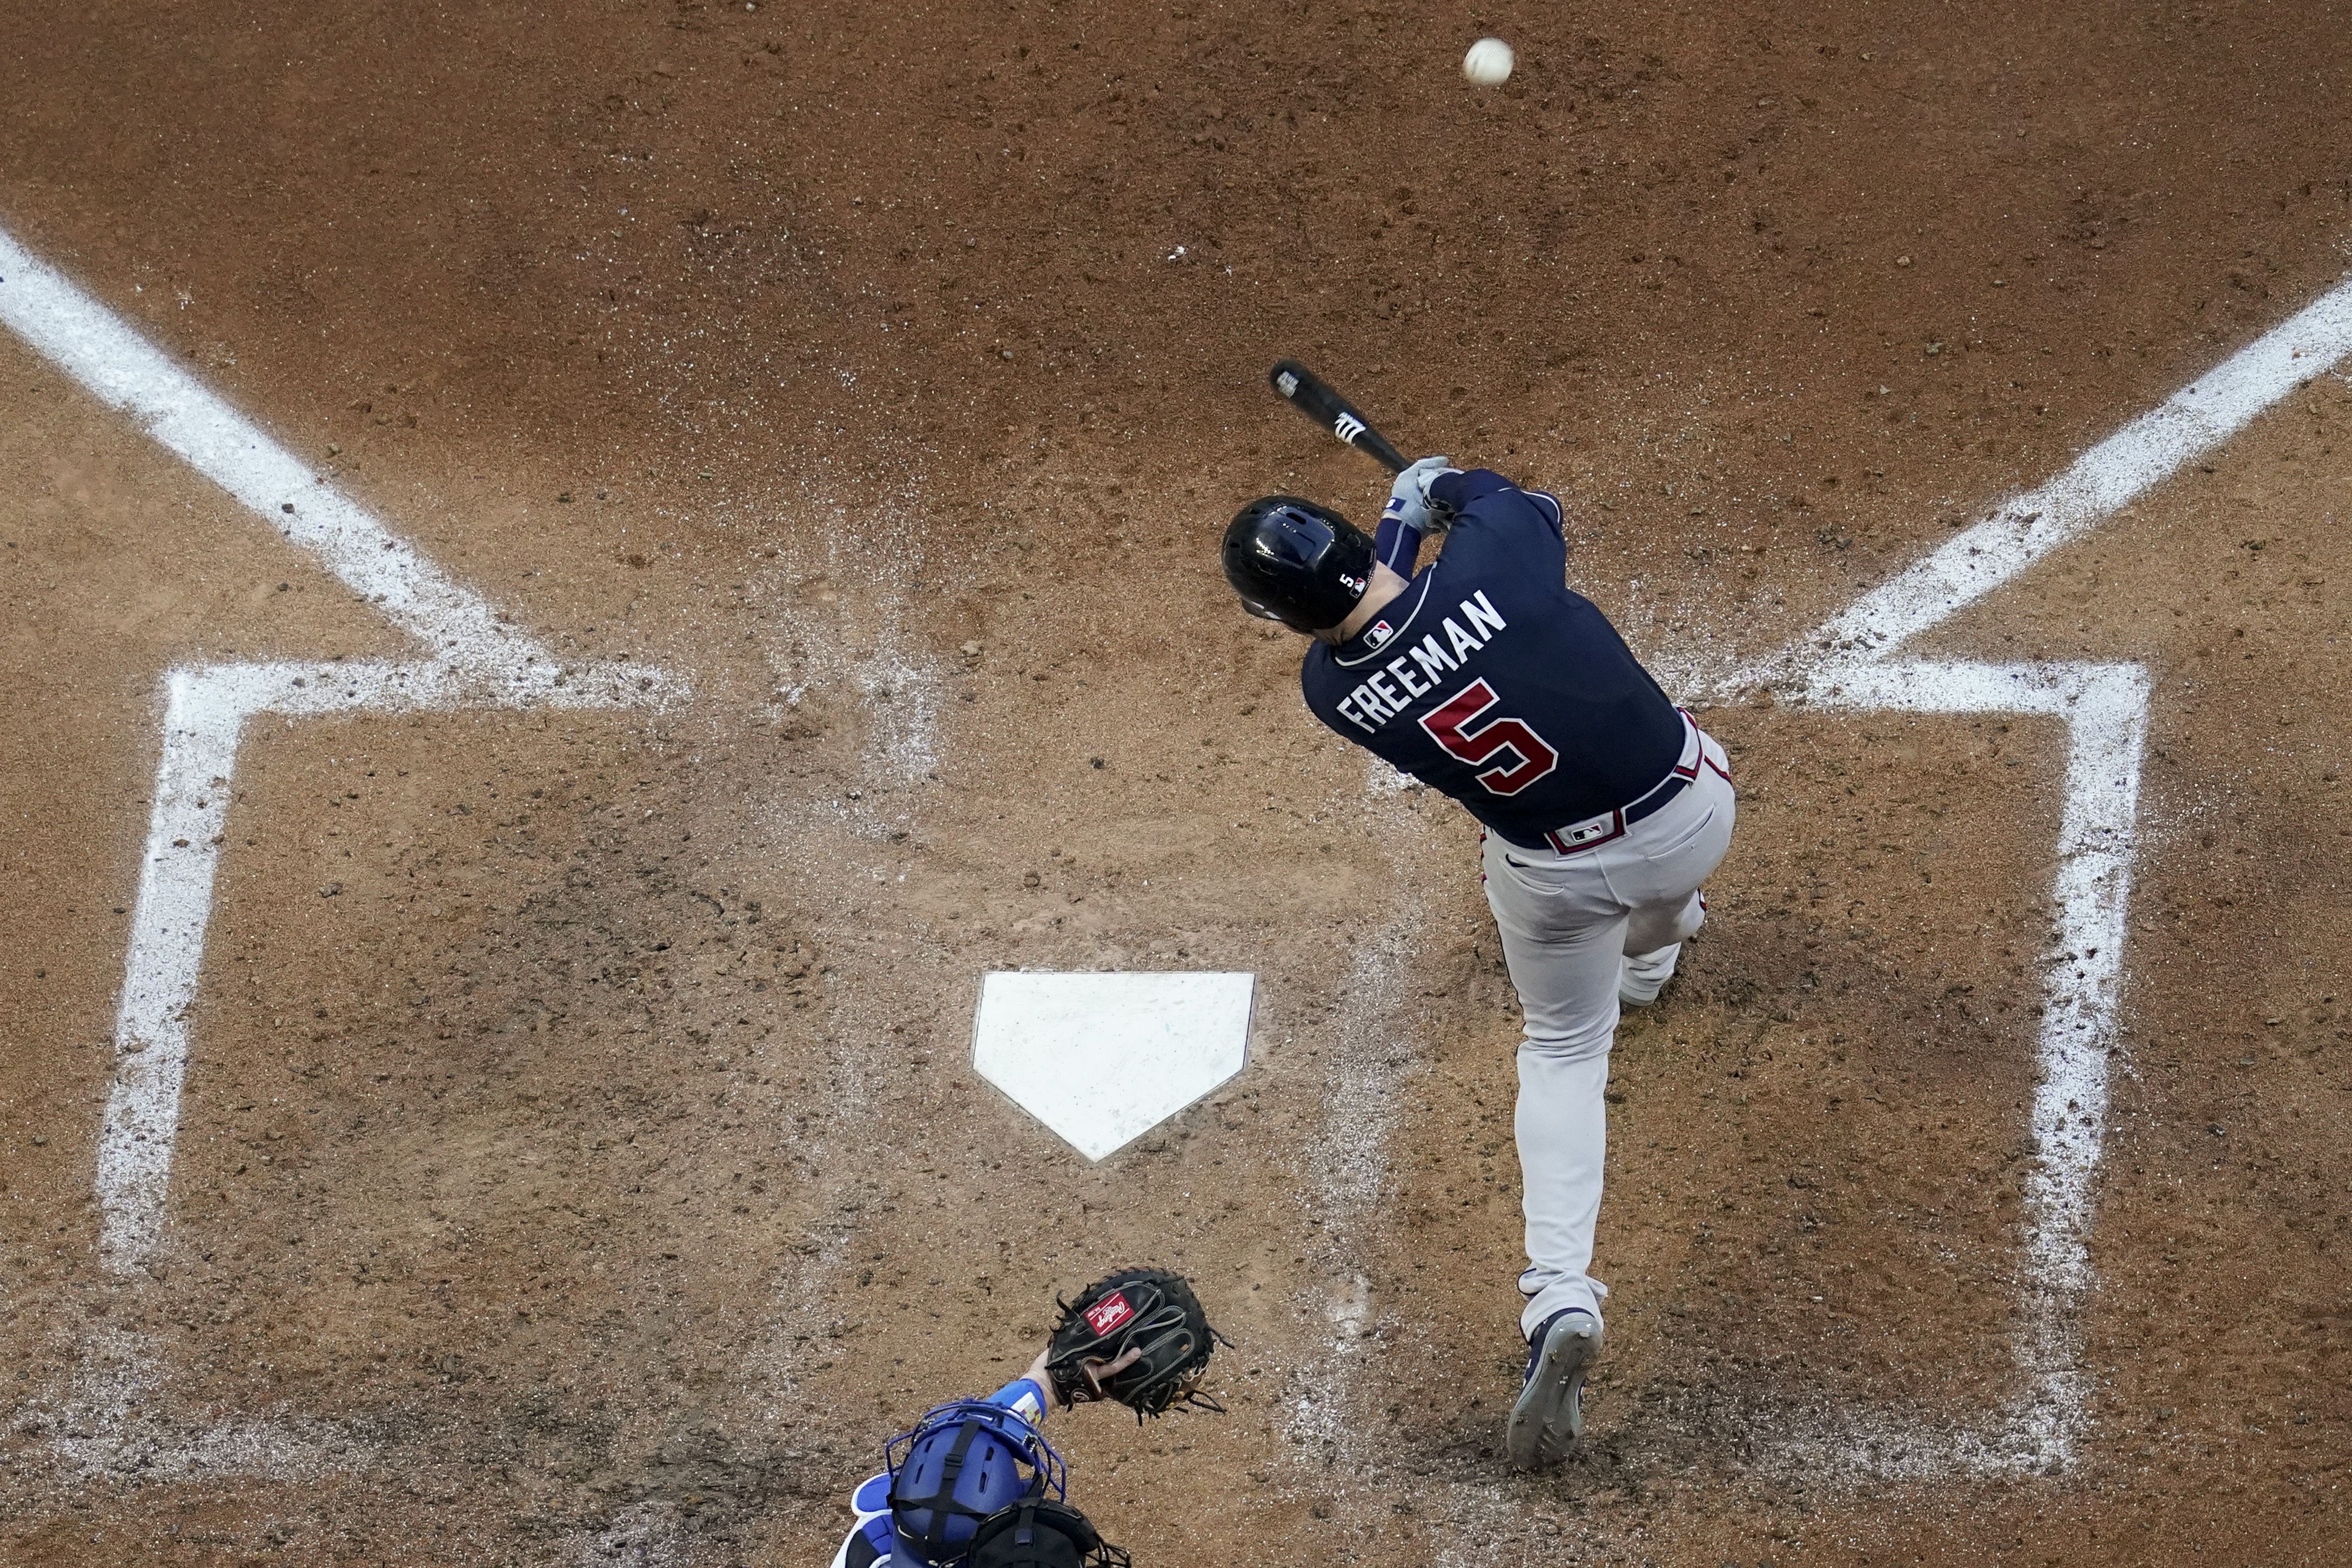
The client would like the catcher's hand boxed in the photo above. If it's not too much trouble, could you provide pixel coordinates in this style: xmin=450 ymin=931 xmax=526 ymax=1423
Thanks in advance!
xmin=1044 ymin=1268 xmax=1228 ymax=1419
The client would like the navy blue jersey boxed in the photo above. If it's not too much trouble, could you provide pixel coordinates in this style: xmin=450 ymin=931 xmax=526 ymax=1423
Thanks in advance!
xmin=1301 ymin=469 xmax=1685 ymax=847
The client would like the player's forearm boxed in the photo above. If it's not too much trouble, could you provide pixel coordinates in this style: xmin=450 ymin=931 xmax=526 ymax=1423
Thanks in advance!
xmin=986 ymin=1343 xmax=1056 ymax=1419
xmin=993 ymin=1369 xmax=1051 ymax=1422
xmin=1372 ymin=506 xmax=1424 ymax=576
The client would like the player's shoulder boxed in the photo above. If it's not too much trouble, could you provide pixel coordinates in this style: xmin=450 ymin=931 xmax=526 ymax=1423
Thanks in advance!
xmin=1435 ymin=468 xmax=1565 ymax=544
xmin=1299 ymin=637 xmax=1354 ymax=718
xmin=836 ymin=1473 xmax=894 ymax=1568
xmin=1326 ymin=574 xmax=1445 ymax=672
xmin=1430 ymin=467 xmax=1515 ymax=508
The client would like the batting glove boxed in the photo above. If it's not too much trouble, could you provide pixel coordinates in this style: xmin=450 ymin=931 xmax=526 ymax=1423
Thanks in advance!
xmin=1386 ymin=454 xmax=1456 ymax=535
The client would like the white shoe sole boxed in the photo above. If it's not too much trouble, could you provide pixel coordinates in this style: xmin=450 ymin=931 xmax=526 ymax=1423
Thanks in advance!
xmin=1505 ymin=1316 xmax=1602 ymax=1470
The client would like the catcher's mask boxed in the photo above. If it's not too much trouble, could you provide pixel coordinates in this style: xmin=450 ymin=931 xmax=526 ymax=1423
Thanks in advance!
xmin=886 ymin=1401 xmax=1066 ymax=1568
xmin=968 ymin=1497 xmax=1131 ymax=1568
xmin=1221 ymin=495 xmax=1375 ymax=633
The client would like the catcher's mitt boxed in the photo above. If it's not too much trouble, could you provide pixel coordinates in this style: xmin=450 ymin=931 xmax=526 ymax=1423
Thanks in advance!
xmin=1043 ymin=1268 xmax=1227 ymax=1419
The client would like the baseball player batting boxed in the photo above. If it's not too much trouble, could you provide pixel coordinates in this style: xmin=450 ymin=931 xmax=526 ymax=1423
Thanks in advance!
xmin=1223 ymin=450 xmax=1736 ymax=1469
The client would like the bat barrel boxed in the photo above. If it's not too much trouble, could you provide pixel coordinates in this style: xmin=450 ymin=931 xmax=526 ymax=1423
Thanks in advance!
xmin=1269 ymin=360 xmax=1410 ymax=474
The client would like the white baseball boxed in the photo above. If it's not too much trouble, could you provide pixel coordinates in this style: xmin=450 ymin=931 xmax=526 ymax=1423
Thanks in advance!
xmin=1463 ymin=37 xmax=1514 ymax=86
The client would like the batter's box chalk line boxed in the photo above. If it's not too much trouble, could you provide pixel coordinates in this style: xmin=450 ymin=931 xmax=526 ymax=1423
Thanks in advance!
xmin=0 ymin=218 xmax=685 ymax=1291
xmin=1713 ymin=272 xmax=2352 ymax=1477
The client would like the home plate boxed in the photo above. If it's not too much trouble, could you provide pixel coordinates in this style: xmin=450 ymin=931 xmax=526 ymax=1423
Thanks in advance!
xmin=972 ymin=971 xmax=1254 ymax=1161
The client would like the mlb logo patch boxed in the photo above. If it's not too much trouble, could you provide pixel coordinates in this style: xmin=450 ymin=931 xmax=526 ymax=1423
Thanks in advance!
xmin=1083 ymin=1291 xmax=1135 ymax=1336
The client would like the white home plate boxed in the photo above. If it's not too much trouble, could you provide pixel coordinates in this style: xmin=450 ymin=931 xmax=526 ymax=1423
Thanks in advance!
xmin=972 ymin=971 xmax=1254 ymax=1161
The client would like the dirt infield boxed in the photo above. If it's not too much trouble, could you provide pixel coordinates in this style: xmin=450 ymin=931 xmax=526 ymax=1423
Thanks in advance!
xmin=2 ymin=2 xmax=2348 ymax=1564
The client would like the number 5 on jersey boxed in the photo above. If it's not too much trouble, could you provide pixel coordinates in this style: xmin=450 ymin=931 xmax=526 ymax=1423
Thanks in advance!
xmin=1419 ymin=679 xmax=1559 ymax=795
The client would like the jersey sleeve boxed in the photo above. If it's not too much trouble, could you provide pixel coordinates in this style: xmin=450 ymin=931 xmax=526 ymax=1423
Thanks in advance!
xmin=986 ymin=1376 xmax=1048 ymax=1423
xmin=1371 ymin=504 xmax=1423 ymax=575
xmin=1432 ymin=468 xmax=1566 ymax=571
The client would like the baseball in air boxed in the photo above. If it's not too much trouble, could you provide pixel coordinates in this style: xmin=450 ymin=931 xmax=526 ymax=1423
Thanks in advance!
xmin=1463 ymin=37 xmax=1515 ymax=86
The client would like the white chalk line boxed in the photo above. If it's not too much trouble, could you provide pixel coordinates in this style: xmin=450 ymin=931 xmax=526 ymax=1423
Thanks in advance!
xmin=0 ymin=218 xmax=683 ymax=1283
xmin=1728 ymin=271 xmax=2352 ymax=1473
xmin=18 ymin=1321 xmax=368 ymax=1486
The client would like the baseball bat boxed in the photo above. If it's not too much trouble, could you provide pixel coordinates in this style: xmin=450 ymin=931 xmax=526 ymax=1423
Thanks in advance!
xmin=1267 ymin=360 xmax=1409 ymax=474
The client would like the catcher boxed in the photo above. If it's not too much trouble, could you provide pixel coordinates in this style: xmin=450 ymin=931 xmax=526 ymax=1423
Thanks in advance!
xmin=1223 ymin=459 xmax=1737 ymax=1468
xmin=830 ymin=1269 xmax=1222 ymax=1568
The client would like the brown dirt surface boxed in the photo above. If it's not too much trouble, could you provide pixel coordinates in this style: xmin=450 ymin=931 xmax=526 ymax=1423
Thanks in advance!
xmin=2 ymin=2 xmax=2348 ymax=1564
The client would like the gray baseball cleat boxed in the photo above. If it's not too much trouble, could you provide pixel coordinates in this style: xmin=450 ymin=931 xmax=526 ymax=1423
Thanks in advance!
xmin=1506 ymin=1308 xmax=1603 ymax=1469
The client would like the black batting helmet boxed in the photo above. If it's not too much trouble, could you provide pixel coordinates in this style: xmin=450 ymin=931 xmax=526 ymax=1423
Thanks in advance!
xmin=1220 ymin=495 xmax=1375 ymax=633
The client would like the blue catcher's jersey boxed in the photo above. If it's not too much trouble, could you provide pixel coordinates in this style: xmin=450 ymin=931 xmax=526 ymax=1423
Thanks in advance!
xmin=1301 ymin=469 xmax=1686 ymax=847
xmin=832 ymin=1377 xmax=1048 ymax=1568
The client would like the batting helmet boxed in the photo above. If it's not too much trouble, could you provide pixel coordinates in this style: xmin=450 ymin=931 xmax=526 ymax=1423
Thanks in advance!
xmin=1221 ymin=495 xmax=1375 ymax=633
xmin=969 ymin=1497 xmax=1130 ymax=1568
xmin=886 ymin=1401 xmax=1065 ymax=1568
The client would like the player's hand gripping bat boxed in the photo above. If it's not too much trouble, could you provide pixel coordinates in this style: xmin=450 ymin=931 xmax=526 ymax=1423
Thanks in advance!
xmin=1267 ymin=360 xmax=1409 ymax=474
